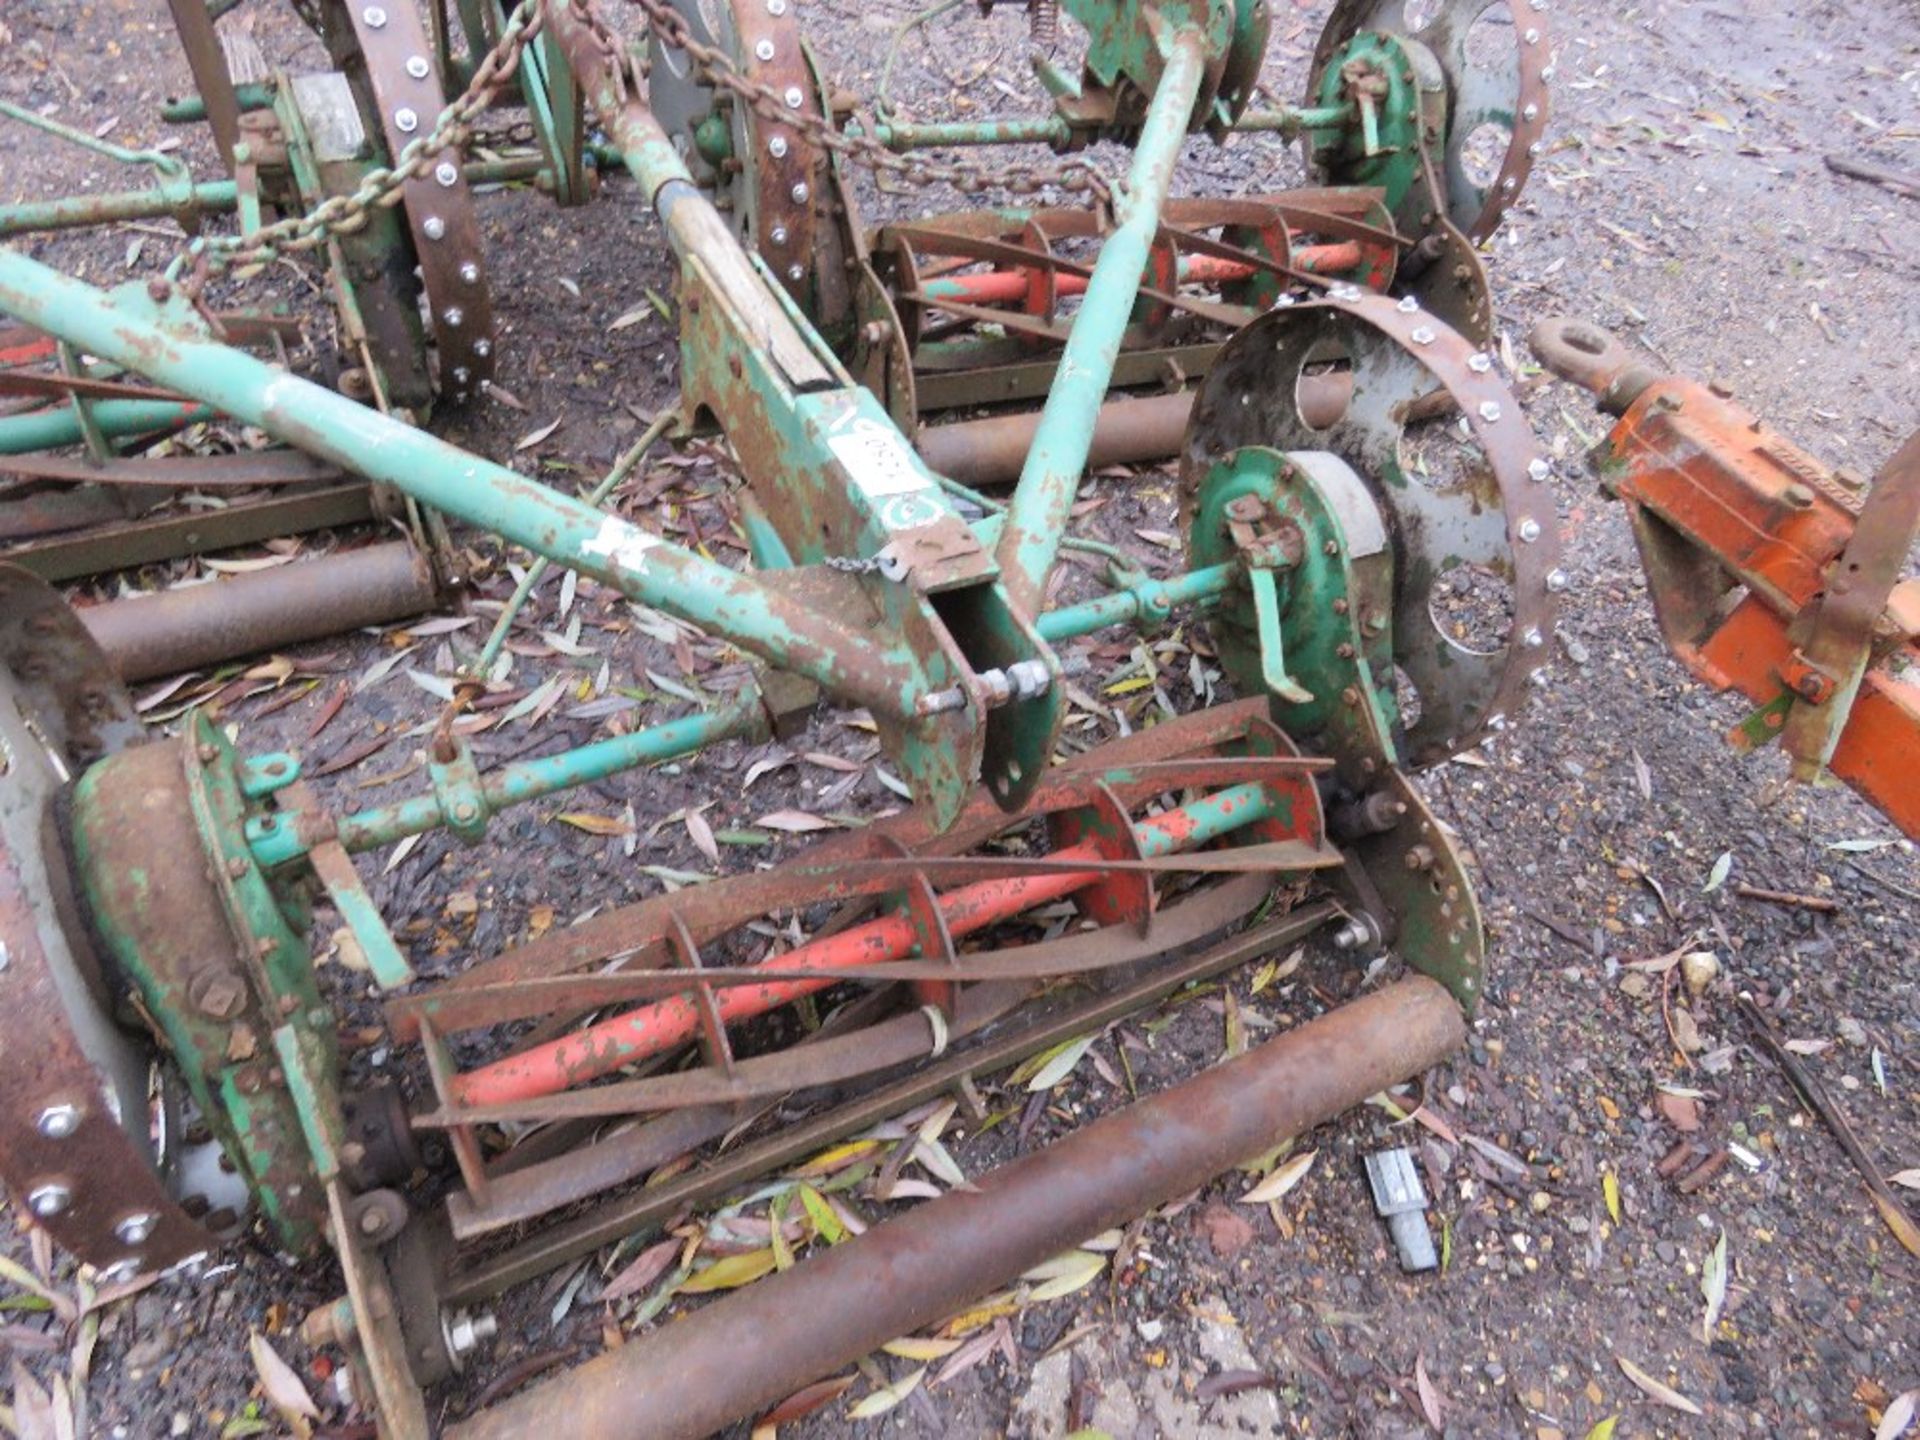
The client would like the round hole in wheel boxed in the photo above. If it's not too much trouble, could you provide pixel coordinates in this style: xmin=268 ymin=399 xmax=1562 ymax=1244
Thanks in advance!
xmin=1294 ymin=342 xmax=1353 ymax=431
xmin=1459 ymin=121 xmax=1513 ymax=191
xmin=1391 ymin=664 xmax=1425 ymax=730
xmin=1403 ymin=0 xmax=1445 ymax=31
xmin=1427 ymin=561 xmax=1516 ymax=654
xmin=1398 ymin=414 xmax=1495 ymax=494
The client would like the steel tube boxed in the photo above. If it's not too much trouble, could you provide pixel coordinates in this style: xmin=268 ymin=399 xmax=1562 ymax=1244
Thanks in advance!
xmin=0 ymin=397 xmax=212 ymax=454
xmin=859 ymin=103 xmax=1352 ymax=151
xmin=0 ymin=182 xmax=240 ymax=237
xmin=77 ymin=540 xmax=438 ymax=683
xmin=450 ymin=972 xmax=1464 ymax=1440
xmin=0 ymin=249 xmax=902 ymax=716
xmin=1038 ymin=562 xmax=1238 ymax=643
xmin=993 ymin=32 xmax=1209 ymax=616
xmin=918 ymin=390 xmax=1194 ymax=487
xmin=245 ymin=693 xmax=767 ymax=865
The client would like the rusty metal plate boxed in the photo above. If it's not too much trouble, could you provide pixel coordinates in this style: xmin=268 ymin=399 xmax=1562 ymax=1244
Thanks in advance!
xmin=1182 ymin=288 xmax=1562 ymax=766
xmin=343 ymin=0 xmax=497 ymax=402
xmin=0 ymin=566 xmax=212 ymax=1277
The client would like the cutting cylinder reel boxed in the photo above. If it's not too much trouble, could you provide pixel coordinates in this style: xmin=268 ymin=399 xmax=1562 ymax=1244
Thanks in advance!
xmin=0 ymin=0 xmax=1575 ymax=1433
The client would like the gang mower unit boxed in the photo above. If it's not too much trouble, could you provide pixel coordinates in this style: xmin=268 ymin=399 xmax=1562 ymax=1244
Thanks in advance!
xmin=0 ymin=0 xmax=1907 ymax=1435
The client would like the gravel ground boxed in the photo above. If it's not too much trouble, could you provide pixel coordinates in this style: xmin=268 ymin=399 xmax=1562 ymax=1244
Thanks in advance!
xmin=1 ymin=1 xmax=1916 ymax=1438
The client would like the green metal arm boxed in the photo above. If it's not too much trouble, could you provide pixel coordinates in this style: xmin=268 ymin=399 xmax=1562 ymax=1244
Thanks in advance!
xmin=0 ymin=249 xmax=910 ymax=720
xmin=993 ymin=29 xmax=1210 ymax=618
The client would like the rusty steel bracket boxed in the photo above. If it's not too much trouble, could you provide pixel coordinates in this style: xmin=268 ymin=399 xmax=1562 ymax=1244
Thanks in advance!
xmin=1534 ymin=317 xmax=1920 ymax=838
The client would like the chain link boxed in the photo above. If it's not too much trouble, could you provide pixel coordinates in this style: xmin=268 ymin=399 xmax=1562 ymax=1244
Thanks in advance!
xmin=179 ymin=0 xmax=545 ymax=281
xmin=613 ymin=0 xmax=1112 ymax=202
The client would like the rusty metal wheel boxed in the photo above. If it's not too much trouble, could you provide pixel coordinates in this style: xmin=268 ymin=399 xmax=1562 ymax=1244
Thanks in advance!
xmin=646 ymin=0 xmax=856 ymax=335
xmin=336 ymin=0 xmax=500 ymax=404
xmin=0 ymin=566 xmax=226 ymax=1278
xmin=1181 ymin=287 xmax=1563 ymax=767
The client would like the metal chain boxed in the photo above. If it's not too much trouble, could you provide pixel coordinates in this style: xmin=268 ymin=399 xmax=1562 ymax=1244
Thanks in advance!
xmin=178 ymin=0 xmax=546 ymax=280
xmin=612 ymin=0 xmax=1113 ymax=201
xmin=182 ymin=0 xmax=1110 ymax=289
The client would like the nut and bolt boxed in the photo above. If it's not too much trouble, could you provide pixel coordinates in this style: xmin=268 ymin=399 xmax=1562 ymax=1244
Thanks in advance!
xmin=1331 ymin=917 xmax=1379 ymax=952
xmin=190 ymin=971 xmax=246 ymax=1020
xmin=36 ymin=1103 xmax=82 ymax=1139
xmin=443 ymin=1308 xmax=499 ymax=1365
xmin=27 ymin=1182 xmax=72 ymax=1218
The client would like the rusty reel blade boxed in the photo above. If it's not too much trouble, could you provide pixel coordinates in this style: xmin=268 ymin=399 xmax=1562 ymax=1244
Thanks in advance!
xmin=1181 ymin=285 xmax=1562 ymax=766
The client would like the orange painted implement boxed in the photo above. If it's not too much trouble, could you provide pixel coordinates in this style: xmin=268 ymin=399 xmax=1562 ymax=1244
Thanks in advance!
xmin=1533 ymin=318 xmax=1920 ymax=838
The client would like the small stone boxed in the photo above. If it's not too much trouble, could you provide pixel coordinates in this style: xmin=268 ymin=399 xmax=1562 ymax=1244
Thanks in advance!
xmin=1681 ymin=950 xmax=1720 ymax=995
xmin=1530 ymin=1191 xmax=1552 ymax=1213
xmin=1836 ymin=1016 xmax=1868 ymax=1046
xmin=1567 ymin=1215 xmax=1591 ymax=1235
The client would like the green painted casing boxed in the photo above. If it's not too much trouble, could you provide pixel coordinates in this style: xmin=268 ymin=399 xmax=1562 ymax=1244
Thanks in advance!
xmin=1187 ymin=446 xmax=1400 ymax=763
xmin=67 ymin=718 xmax=333 ymax=1253
xmin=1308 ymin=30 xmax=1446 ymax=238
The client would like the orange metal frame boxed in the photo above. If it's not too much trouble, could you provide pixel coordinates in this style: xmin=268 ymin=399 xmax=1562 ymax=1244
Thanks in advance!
xmin=1600 ymin=380 xmax=1919 ymax=838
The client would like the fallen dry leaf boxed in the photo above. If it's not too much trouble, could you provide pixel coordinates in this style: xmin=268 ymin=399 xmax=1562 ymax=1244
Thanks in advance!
xmin=514 ymin=417 xmax=562 ymax=451
xmin=249 ymin=1329 xmax=318 ymax=1435
xmin=1241 ymin=1148 xmax=1317 ymax=1205
xmin=1415 ymin=1352 xmax=1445 ymax=1430
xmin=1617 ymin=1355 xmax=1703 ymax=1415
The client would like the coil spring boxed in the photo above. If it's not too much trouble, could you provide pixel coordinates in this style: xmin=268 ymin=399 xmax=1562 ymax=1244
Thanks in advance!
xmin=1029 ymin=0 xmax=1059 ymax=50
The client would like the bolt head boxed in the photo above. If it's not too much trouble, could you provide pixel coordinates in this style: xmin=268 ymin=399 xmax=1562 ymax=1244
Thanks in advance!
xmin=769 ymin=136 xmax=789 ymax=159
xmin=363 ymin=5 xmax=387 ymax=25
xmin=27 ymin=1182 xmax=71 ymax=1218
xmin=394 ymin=107 xmax=419 ymax=134
xmin=754 ymin=38 xmax=775 ymax=60
xmin=406 ymin=55 xmax=431 ymax=79
xmin=435 ymin=162 xmax=459 ymax=187
xmin=115 ymin=1212 xmax=158 ymax=1246
xmin=1517 ymin=517 xmax=1542 ymax=542
xmin=790 ymin=182 xmax=810 ymax=204
xmin=784 ymin=87 xmax=806 ymax=109
xmin=36 ymin=1103 xmax=81 ymax=1139
xmin=422 ymin=215 xmax=446 ymax=240
xmin=443 ymin=307 xmax=464 ymax=328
